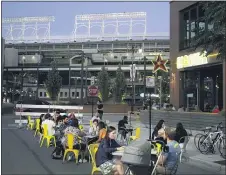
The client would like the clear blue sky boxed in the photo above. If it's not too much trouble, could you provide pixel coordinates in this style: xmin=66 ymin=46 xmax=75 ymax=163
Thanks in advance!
xmin=2 ymin=1 xmax=169 ymax=36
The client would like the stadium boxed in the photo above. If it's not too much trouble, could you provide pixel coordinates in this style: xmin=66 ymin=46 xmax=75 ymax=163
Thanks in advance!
xmin=2 ymin=12 xmax=170 ymax=104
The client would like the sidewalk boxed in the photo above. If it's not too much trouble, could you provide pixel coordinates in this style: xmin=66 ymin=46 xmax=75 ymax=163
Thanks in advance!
xmin=106 ymin=120 xmax=226 ymax=174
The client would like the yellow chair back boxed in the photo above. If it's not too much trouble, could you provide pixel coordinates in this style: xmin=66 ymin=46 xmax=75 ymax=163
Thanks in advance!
xmin=28 ymin=116 xmax=31 ymax=123
xmin=67 ymin=133 xmax=75 ymax=149
xmin=90 ymin=120 xmax=93 ymax=127
xmin=156 ymin=143 xmax=162 ymax=154
xmin=79 ymin=125 xmax=84 ymax=131
xmin=89 ymin=144 xmax=99 ymax=167
xmin=43 ymin=124 xmax=48 ymax=136
xmin=135 ymin=127 xmax=141 ymax=138
xmin=36 ymin=119 xmax=40 ymax=130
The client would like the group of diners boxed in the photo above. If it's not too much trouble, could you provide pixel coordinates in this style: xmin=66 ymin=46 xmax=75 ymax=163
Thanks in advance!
xmin=36 ymin=111 xmax=187 ymax=175
xmin=38 ymin=111 xmax=108 ymax=162
xmin=94 ymin=121 xmax=188 ymax=175
xmin=151 ymin=119 xmax=188 ymax=174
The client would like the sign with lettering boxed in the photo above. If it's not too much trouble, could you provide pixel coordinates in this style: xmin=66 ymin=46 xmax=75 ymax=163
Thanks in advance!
xmin=176 ymin=51 xmax=209 ymax=69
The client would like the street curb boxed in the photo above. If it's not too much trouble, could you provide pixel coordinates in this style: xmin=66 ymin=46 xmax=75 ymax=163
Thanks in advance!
xmin=188 ymin=156 xmax=226 ymax=174
xmin=83 ymin=113 xmax=126 ymax=115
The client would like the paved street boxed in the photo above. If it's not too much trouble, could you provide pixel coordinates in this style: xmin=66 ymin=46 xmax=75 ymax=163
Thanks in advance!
xmin=2 ymin=114 xmax=224 ymax=175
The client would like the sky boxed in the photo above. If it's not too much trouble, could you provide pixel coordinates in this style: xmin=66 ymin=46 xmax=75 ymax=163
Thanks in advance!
xmin=2 ymin=1 xmax=169 ymax=37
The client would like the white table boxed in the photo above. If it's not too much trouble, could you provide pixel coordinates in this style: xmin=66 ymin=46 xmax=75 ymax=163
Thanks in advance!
xmin=84 ymin=135 xmax=98 ymax=139
xmin=112 ymin=149 xmax=158 ymax=156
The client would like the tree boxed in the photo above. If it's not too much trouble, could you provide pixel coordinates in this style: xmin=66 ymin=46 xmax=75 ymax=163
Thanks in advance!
xmin=44 ymin=60 xmax=62 ymax=102
xmin=193 ymin=2 xmax=226 ymax=61
xmin=193 ymin=2 xmax=226 ymax=111
xmin=114 ymin=64 xmax=126 ymax=103
xmin=97 ymin=66 xmax=110 ymax=102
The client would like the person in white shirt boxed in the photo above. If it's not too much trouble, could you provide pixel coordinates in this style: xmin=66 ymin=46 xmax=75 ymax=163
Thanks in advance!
xmin=89 ymin=119 xmax=99 ymax=136
xmin=91 ymin=113 xmax=101 ymax=122
xmin=41 ymin=113 xmax=56 ymax=136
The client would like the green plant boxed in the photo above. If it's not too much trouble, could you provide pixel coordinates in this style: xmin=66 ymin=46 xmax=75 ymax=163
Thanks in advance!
xmin=44 ymin=60 xmax=62 ymax=102
xmin=96 ymin=66 xmax=110 ymax=102
xmin=114 ymin=64 xmax=126 ymax=103
xmin=193 ymin=1 xmax=226 ymax=61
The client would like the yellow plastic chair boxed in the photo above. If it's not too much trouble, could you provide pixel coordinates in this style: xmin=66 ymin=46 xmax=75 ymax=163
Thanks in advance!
xmin=130 ymin=127 xmax=141 ymax=141
xmin=40 ymin=124 xmax=56 ymax=148
xmin=63 ymin=133 xmax=80 ymax=164
xmin=34 ymin=118 xmax=40 ymax=137
xmin=88 ymin=144 xmax=101 ymax=175
xmin=27 ymin=116 xmax=34 ymax=130
xmin=79 ymin=125 xmax=84 ymax=131
xmin=90 ymin=120 xmax=93 ymax=127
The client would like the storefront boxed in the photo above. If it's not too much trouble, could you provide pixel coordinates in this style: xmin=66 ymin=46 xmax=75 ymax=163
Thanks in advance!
xmin=175 ymin=51 xmax=224 ymax=111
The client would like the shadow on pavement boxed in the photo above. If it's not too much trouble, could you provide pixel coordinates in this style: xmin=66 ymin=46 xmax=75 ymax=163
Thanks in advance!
xmin=2 ymin=128 xmax=92 ymax=174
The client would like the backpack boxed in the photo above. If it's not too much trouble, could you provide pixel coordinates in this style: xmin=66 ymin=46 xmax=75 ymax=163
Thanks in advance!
xmin=121 ymin=140 xmax=152 ymax=166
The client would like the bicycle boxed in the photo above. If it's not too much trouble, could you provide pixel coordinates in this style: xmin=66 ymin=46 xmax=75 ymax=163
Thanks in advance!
xmin=198 ymin=123 xmax=226 ymax=159
xmin=194 ymin=122 xmax=223 ymax=150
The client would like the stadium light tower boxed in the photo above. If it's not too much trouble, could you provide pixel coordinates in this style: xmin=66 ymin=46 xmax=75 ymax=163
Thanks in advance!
xmin=2 ymin=16 xmax=55 ymax=43
xmin=73 ymin=12 xmax=146 ymax=41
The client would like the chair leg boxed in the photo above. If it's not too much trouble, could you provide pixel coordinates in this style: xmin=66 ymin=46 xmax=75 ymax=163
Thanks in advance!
xmin=34 ymin=130 xmax=37 ymax=137
xmin=39 ymin=134 xmax=43 ymax=143
xmin=40 ymin=137 xmax=45 ymax=147
xmin=63 ymin=150 xmax=68 ymax=162
xmin=53 ymin=137 xmax=56 ymax=147
xmin=47 ymin=138 xmax=50 ymax=148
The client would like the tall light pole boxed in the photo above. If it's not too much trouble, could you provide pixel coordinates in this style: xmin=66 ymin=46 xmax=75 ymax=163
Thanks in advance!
xmin=131 ymin=45 xmax=135 ymax=113
xmin=143 ymin=56 xmax=147 ymax=104
xmin=80 ymin=52 xmax=84 ymax=105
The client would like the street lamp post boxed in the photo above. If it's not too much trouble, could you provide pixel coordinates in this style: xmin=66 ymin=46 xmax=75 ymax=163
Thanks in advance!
xmin=143 ymin=56 xmax=147 ymax=104
xmin=131 ymin=45 xmax=135 ymax=113
xmin=80 ymin=52 xmax=84 ymax=105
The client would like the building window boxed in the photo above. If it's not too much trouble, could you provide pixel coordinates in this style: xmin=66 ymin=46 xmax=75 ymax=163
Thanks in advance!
xmin=72 ymin=92 xmax=75 ymax=97
xmin=44 ymin=92 xmax=47 ymax=97
xmin=179 ymin=3 xmax=210 ymax=50
xmin=76 ymin=92 xmax=79 ymax=97
xmin=65 ymin=92 xmax=68 ymax=97
xmin=39 ymin=92 xmax=43 ymax=97
xmin=60 ymin=92 xmax=63 ymax=97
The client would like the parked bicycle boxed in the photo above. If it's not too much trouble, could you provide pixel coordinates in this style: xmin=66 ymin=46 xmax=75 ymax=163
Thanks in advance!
xmin=197 ymin=122 xmax=226 ymax=159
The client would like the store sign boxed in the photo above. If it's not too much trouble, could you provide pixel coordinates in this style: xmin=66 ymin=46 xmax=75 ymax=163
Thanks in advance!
xmin=146 ymin=76 xmax=155 ymax=88
xmin=176 ymin=51 xmax=208 ymax=69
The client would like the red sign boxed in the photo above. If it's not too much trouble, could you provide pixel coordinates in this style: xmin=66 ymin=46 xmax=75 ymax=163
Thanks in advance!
xmin=88 ymin=85 xmax=99 ymax=96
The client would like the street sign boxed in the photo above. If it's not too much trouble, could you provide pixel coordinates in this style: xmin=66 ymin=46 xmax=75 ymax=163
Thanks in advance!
xmin=88 ymin=85 xmax=99 ymax=96
xmin=146 ymin=76 xmax=155 ymax=88
xmin=187 ymin=93 xmax=193 ymax=98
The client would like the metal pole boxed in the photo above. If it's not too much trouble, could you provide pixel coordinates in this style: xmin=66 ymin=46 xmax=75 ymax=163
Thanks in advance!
xmin=143 ymin=56 xmax=146 ymax=103
xmin=149 ymin=95 xmax=152 ymax=140
xmin=131 ymin=45 xmax=135 ymax=113
xmin=92 ymin=97 xmax=94 ymax=117
xmin=85 ymin=66 xmax=88 ymax=103
xmin=160 ymin=77 xmax=162 ymax=108
xmin=80 ymin=52 xmax=84 ymax=105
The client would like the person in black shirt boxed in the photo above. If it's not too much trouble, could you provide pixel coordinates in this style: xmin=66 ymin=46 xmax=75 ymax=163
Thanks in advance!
xmin=97 ymin=100 xmax=104 ymax=120
xmin=174 ymin=122 xmax=188 ymax=144
xmin=118 ymin=116 xmax=128 ymax=139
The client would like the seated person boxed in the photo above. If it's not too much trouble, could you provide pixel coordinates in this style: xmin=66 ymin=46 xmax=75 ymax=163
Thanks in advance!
xmin=174 ymin=123 xmax=188 ymax=148
xmin=62 ymin=119 xmax=86 ymax=152
xmin=55 ymin=115 xmax=68 ymax=140
xmin=96 ymin=126 xmax=124 ymax=175
xmin=39 ymin=114 xmax=45 ymax=134
xmin=87 ymin=119 xmax=99 ymax=144
xmin=89 ymin=119 xmax=99 ymax=136
xmin=156 ymin=127 xmax=181 ymax=175
xmin=118 ymin=116 xmax=128 ymax=139
xmin=152 ymin=120 xmax=167 ymax=144
xmin=91 ymin=113 xmax=101 ymax=122
xmin=96 ymin=121 xmax=107 ymax=143
xmin=41 ymin=113 xmax=56 ymax=136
